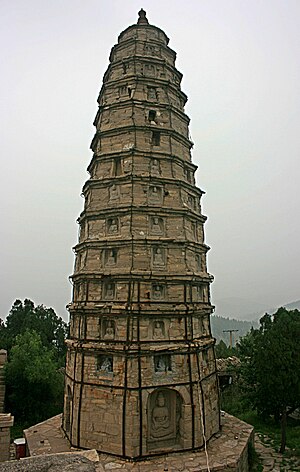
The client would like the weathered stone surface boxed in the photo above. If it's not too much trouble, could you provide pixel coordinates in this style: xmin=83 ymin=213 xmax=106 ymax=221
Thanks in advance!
xmin=19 ymin=413 xmax=254 ymax=471
xmin=0 ymin=454 xmax=97 ymax=472
xmin=0 ymin=413 xmax=14 ymax=462
xmin=0 ymin=351 xmax=7 ymax=414
xmin=62 ymin=9 xmax=220 ymax=459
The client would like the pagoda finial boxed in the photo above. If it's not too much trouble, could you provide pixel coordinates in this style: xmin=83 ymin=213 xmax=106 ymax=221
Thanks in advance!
xmin=137 ymin=8 xmax=149 ymax=25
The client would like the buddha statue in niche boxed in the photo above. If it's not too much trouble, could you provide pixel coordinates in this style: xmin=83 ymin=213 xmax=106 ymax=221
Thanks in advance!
xmin=106 ymin=249 xmax=117 ymax=265
xmin=104 ymin=283 xmax=114 ymax=300
xmin=103 ymin=320 xmax=115 ymax=340
xmin=149 ymin=185 xmax=162 ymax=203
xmin=153 ymin=284 xmax=164 ymax=300
xmin=154 ymin=354 xmax=171 ymax=373
xmin=151 ymin=158 xmax=160 ymax=176
xmin=153 ymin=320 xmax=165 ymax=339
xmin=150 ymin=216 xmax=163 ymax=235
xmin=153 ymin=247 xmax=164 ymax=266
xmin=151 ymin=392 xmax=171 ymax=438
xmin=107 ymin=218 xmax=119 ymax=234
xmin=196 ymin=254 xmax=202 ymax=272
xmin=148 ymin=389 xmax=182 ymax=447
xmin=98 ymin=355 xmax=113 ymax=373
xmin=109 ymin=184 xmax=119 ymax=203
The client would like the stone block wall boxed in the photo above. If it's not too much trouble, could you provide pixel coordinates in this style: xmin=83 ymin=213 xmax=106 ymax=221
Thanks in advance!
xmin=0 ymin=413 xmax=14 ymax=462
xmin=0 ymin=350 xmax=7 ymax=414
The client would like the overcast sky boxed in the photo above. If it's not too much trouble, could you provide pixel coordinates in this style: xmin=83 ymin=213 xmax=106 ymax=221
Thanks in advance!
xmin=1 ymin=0 xmax=299 ymax=321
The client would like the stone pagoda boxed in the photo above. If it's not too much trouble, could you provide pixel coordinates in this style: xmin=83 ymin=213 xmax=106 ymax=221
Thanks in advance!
xmin=63 ymin=9 xmax=220 ymax=459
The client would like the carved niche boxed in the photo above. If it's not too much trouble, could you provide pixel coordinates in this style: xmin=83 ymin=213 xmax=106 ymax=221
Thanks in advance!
xmin=149 ymin=186 xmax=163 ymax=204
xmin=109 ymin=184 xmax=120 ymax=203
xmin=147 ymin=389 xmax=182 ymax=451
xmin=198 ymin=316 xmax=207 ymax=336
xmin=152 ymin=247 xmax=165 ymax=267
xmin=152 ymin=284 xmax=164 ymax=301
xmin=147 ymin=86 xmax=158 ymax=101
xmin=150 ymin=158 xmax=160 ymax=176
xmin=97 ymin=355 xmax=113 ymax=373
xmin=195 ymin=254 xmax=202 ymax=272
xmin=101 ymin=319 xmax=115 ymax=340
xmin=154 ymin=354 xmax=171 ymax=373
xmin=150 ymin=216 xmax=164 ymax=235
xmin=107 ymin=217 xmax=119 ymax=235
xmin=104 ymin=248 xmax=117 ymax=266
xmin=152 ymin=320 xmax=165 ymax=339
xmin=103 ymin=282 xmax=115 ymax=300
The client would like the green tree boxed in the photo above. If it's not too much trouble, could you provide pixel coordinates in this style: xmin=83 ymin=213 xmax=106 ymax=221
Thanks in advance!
xmin=238 ymin=308 xmax=300 ymax=453
xmin=215 ymin=339 xmax=237 ymax=358
xmin=5 ymin=330 xmax=64 ymax=424
xmin=0 ymin=299 xmax=68 ymax=365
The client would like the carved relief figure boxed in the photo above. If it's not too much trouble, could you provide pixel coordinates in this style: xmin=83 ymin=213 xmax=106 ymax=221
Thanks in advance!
xmin=123 ymin=158 xmax=132 ymax=174
xmin=148 ymin=389 xmax=182 ymax=449
xmin=149 ymin=186 xmax=162 ymax=203
xmin=202 ymin=350 xmax=208 ymax=369
xmin=151 ymin=159 xmax=160 ymax=176
xmin=103 ymin=320 xmax=115 ymax=340
xmin=145 ymin=64 xmax=155 ymax=77
xmin=106 ymin=249 xmax=117 ymax=266
xmin=98 ymin=355 xmax=113 ymax=373
xmin=199 ymin=316 xmax=206 ymax=336
xmin=154 ymin=355 xmax=171 ymax=373
xmin=197 ymin=285 xmax=203 ymax=301
xmin=150 ymin=216 xmax=163 ymax=235
xmin=104 ymin=283 xmax=114 ymax=300
xmin=188 ymin=195 xmax=195 ymax=209
xmin=153 ymin=320 xmax=165 ymax=339
xmin=96 ymin=137 xmax=101 ymax=155
xmin=152 ymin=284 xmax=164 ymax=300
xmin=147 ymin=87 xmax=157 ymax=100
xmin=107 ymin=218 xmax=119 ymax=234
xmin=153 ymin=247 xmax=164 ymax=266
xmin=151 ymin=392 xmax=171 ymax=438
xmin=109 ymin=184 xmax=119 ymax=203
xmin=196 ymin=254 xmax=202 ymax=272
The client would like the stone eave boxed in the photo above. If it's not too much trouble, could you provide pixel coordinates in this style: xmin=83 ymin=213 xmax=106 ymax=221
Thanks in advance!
xmin=77 ymin=206 xmax=208 ymax=225
xmin=94 ymin=99 xmax=191 ymax=126
xmin=87 ymin=150 xmax=197 ymax=175
xmin=118 ymin=23 xmax=170 ymax=46
xmin=109 ymin=37 xmax=176 ymax=63
xmin=82 ymin=173 xmax=204 ymax=195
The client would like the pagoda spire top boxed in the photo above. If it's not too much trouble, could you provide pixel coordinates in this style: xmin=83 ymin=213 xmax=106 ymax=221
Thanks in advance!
xmin=137 ymin=8 xmax=149 ymax=25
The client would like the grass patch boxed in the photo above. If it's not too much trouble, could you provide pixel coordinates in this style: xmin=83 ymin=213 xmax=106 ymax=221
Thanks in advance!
xmin=238 ymin=412 xmax=300 ymax=456
xmin=221 ymin=385 xmax=300 ymax=456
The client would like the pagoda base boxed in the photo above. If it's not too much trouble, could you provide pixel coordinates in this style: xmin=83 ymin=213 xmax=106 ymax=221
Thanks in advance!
xmin=23 ymin=413 xmax=254 ymax=472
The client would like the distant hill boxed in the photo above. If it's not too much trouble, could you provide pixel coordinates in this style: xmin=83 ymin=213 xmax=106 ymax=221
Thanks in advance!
xmin=211 ymin=300 xmax=300 ymax=345
xmin=213 ymin=297 xmax=272 ymax=321
xmin=213 ymin=297 xmax=300 ymax=322
xmin=267 ymin=300 xmax=300 ymax=315
xmin=282 ymin=300 xmax=300 ymax=311
xmin=210 ymin=315 xmax=258 ymax=345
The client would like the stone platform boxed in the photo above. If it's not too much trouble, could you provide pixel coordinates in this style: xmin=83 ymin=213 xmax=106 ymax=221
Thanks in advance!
xmin=20 ymin=413 xmax=253 ymax=471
